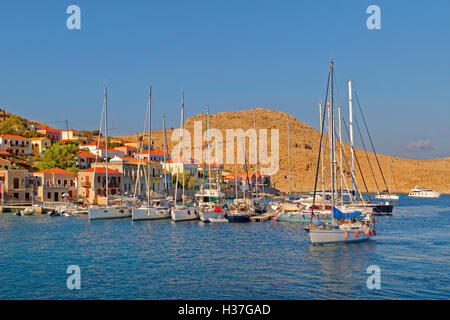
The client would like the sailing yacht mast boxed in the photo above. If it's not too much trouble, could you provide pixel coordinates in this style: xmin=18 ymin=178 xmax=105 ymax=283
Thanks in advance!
xmin=162 ymin=115 xmax=168 ymax=192
xmin=181 ymin=91 xmax=185 ymax=205
xmin=287 ymin=117 xmax=291 ymax=196
xmin=347 ymin=80 xmax=355 ymax=196
xmin=338 ymin=107 xmax=344 ymax=204
xmin=329 ymin=61 xmax=337 ymax=207
xmin=319 ymin=103 xmax=325 ymax=207
xmin=253 ymin=108 xmax=259 ymax=199
xmin=147 ymin=86 xmax=152 ymax=205
xmin=104 ymin=85 xmax=109 ymax=205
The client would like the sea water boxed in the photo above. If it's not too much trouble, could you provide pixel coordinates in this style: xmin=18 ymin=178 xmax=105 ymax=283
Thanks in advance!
xmin=0 ymin=194 xmax=448 ymax=299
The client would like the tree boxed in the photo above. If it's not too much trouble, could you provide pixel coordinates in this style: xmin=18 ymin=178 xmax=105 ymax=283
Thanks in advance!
xmin=172 ymin=170 xmax=194 ymax=189
xmin=0 ymin=115 xmax=43 ymax=138
xmin=33 ymin=142 xmax=79 ymax=172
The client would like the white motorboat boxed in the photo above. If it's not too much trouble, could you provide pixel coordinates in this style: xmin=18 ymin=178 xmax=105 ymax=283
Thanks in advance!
xmin=408 ymin=186 xmax=441 ymax=198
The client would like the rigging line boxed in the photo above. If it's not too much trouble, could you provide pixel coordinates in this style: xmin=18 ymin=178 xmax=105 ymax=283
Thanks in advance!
xmin=354 ymin=117 xmax=380 ymax=194
xmin=353 ymin=90 xmax=390 ymax=193
xmin=342 ymin=118 xmax=371 ymax=200
xmin=311 ymin=69 xmax=330 ymax=218
xmin=332 ymin=120 xmax=364 ymax=204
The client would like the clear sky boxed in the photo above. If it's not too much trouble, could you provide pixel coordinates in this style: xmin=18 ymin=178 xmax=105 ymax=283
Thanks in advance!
xmin=0 ymin=0 xmax=449 ymax=159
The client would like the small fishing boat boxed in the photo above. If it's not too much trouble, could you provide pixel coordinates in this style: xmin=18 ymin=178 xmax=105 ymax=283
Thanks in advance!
xmin=408 ymin=186 xmax=441 ymax=198
xmin=22 ymin=208 xmax=35 ymax=216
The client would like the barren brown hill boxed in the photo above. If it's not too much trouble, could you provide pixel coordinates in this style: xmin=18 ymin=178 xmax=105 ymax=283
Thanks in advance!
xmin=118 ymin=108 xmax=450 ymax=194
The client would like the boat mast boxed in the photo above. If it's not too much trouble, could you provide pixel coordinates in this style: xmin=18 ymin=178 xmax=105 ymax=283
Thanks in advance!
xmin=147 ymin=86 xmax=152 ymax=206
xmin=253 ymin=108 xmax=259 ymax=199
xmin=287 ymin=117 xmax=291 ymax=196
xmin=207 ymin=106 xmax=211 ymax=199
xmin=181 ymin=91 xmax=185 ymax=205
xmin=330 ymin=61 xmax=337 ymax=207
xmin=338 ymin=107 xmax=344 ymax=204
xmin=319 ymin=103 xmax=325 ymax=207
xmin=104 ymin=85 xmax=109 ymax=205
xmin=162 ymin=115 xmax=167 ymax=192
xmin=347 ymin=80 xmax=355 ymax=196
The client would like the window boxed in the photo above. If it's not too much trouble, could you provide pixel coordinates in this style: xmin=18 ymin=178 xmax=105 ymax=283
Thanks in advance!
xmin=13 ymin=178 xmax=19 ymax=189
xmin=47 ymin=192 xmax=51 ymax=199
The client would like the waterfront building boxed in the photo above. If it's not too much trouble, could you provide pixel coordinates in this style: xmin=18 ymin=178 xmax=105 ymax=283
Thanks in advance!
xmin=32 ymin=168 xmax=77 ymax=202
xmin=0 ymin=169 xmax=33 ymax=202
xmin=108 ymin=156 xmax=164 ymax=196
xmin=77 ymin=167 xmax=122 ymax=204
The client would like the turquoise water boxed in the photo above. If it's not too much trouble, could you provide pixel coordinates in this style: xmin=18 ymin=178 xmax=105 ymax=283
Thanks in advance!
xmin=0 ymin=195 xmax=449 ymax=299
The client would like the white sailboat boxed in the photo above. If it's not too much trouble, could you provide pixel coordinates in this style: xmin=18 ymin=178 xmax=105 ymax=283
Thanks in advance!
xmin=89 ymin=86 xmax=134 ymax=220
xmin=132 ymin=86 xmax=170 ymax=221
xmin=306 ymin=61 xmax=375 ymax=244
xmin=171 ymin=91 xmax=199 ymax=222
xmin=197 ymin=107 xmax=226 ymax=222
xmin=375 ymin=159 xmax=399 ymax=200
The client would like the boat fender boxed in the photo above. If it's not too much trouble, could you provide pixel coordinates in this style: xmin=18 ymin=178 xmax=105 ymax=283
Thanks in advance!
xmin=324 ymin=213 xmax=328 ymax=218
xmin=325 ymin=225 xmax=330 ymax=230
xmin=311 ymin=224 xmax=315 ymax=230
xmin=369 ymin=229 xmax=373 ymax=236
xmin=344 ymin=232 xmax=348 ymax=239
xmin=355 ymin=231 xmax=359 ymax=238
xmin=364 ymin=230 xmax=370 ymax=235
xmin=373 ymin=229 xmax=376 ymax=236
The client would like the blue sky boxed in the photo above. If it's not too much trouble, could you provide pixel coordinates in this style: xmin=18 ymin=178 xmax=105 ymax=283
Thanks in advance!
xmin=0 ymin=0 xmax=449 ymax=159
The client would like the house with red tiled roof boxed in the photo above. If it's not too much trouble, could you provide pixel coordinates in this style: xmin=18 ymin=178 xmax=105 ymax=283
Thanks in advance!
xmin=77 ymin=166 xmax=123 ymax=204
xmin=0 ymin=134 xmax=31 ymax=156
xmin=77 ymin=150 xmax=102 ymax=169
xmin=93 ymin=148 xmax=124 ymax=159
xmin=37 ymin=127 xmax=62 ymax=143
xmin=161 ymin=157 xmax=199 ymax=178
xmin=0 ymin=148 xmax=13 ymax=160
xmin=61 ymin=129 xmax=86 ymax=142
xmin=81 ymin=141 xmax=105 ymax=153
xmin=33 ymin=168 xmax=78 ymax=202
xmin=135 ymin=149 xmax=170 ymax=162
xmin=114 ymin=145 xmax=137 ymax=157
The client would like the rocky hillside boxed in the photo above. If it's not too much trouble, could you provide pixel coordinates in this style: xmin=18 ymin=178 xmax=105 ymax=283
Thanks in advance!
xmin=118 ymin=108 xmax=450 ymax=194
